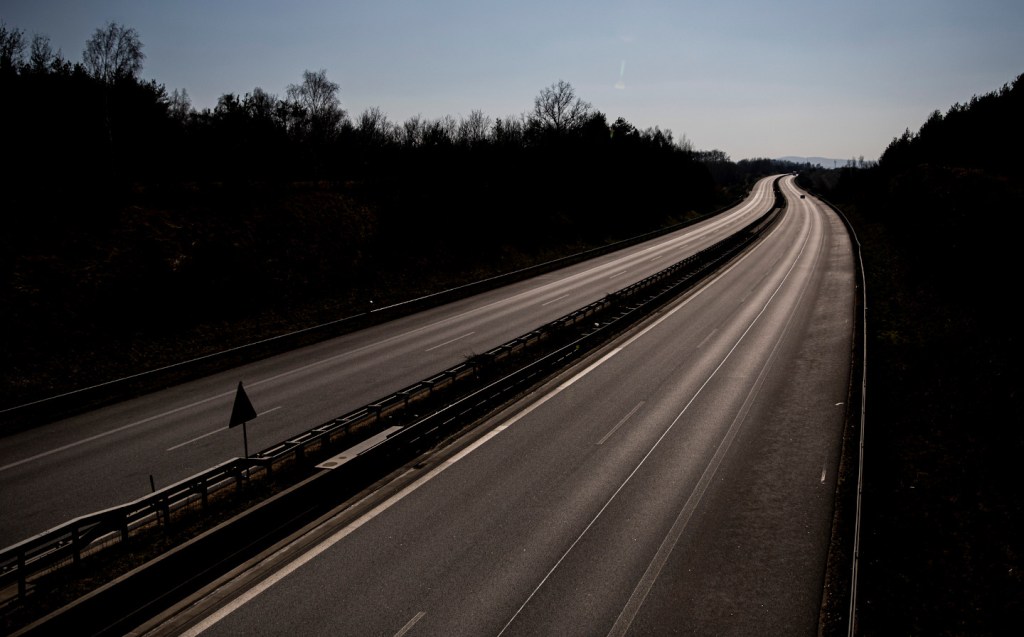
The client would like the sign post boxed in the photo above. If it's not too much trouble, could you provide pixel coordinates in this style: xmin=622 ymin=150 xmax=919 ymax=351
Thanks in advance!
xmin=228 ymin=381 xmax=259 ymax=462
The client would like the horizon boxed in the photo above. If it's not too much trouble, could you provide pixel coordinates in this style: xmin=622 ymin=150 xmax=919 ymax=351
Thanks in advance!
xmin=3 ymin=0 xmax=1022 ymax=161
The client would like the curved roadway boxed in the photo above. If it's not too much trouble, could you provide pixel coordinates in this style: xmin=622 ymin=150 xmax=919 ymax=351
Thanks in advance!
xmin=1 ymin=178 xmax=778 ymax=545
xmin=142 ymin=176 xmax=856 ymax=636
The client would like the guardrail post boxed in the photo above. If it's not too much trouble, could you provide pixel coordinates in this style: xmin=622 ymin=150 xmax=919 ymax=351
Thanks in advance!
xmin=17 ymin=550 xmax=26 ymax=599
xmin=71 ymin=525 xmax=81 ymax=566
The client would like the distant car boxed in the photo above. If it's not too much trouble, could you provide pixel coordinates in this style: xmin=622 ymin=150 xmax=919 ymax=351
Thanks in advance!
xmin=800 ymin=195 xmax=805 ymax=199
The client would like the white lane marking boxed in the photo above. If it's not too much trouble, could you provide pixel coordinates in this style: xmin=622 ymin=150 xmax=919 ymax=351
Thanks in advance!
xmin=165 ymin=407 xmax=282 ymax=452
xmin=541 ymin=294 xmax=570 ymax=306
xmin=394 ymin=611 xmax=426 ymax=637
xmin=597 ymin=401 xmax=644 ymax=446
xmin=821 ymin=466 xmax=828 ymax=484
xmin=607 ymin=180 xmax=818 ymax=637
xmin=608 ymin=269 xmax=629 ymax=279
xmin=181 ymin=327 xmax=645 ymax=634
xmin=424 ymin=332 xmax=475 ymax=352
xmin=695 ymin=328 xmax=718 ymax=350
xmin=0 ymin=391 xmax=237 ymax=473
xmin=504 ymin=186 xmax=813 ymax=637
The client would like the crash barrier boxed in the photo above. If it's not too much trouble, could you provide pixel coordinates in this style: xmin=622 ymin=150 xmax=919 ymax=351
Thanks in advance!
xmin=0 ymin=194 xmax=749 ymax=433
xmin=4 ymin=179 xmax=787 ymax=635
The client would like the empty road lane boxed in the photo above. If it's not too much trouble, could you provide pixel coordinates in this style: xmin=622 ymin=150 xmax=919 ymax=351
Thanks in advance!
xmin=148 ymin=176 xmax=856 ymax=636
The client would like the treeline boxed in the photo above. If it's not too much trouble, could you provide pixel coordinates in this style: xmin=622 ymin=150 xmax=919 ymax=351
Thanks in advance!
xmin=800 ymin=72 xmax=1023 ymax=294
xmin=799 ymin=74 xmax=1023 ymax=634
xmin=0 ymin=20 xmax=790 ymax=406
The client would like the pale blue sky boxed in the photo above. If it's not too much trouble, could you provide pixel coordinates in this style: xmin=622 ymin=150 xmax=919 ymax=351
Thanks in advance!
xmin=4 ymin=0 xmax=1022 ymax=160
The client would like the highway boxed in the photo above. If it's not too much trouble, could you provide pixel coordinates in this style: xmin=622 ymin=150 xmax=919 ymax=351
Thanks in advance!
xmin=142 ymin=176 xmax=856 ymax=635
xmin=0 ymin=177 xmax=778 ymax=546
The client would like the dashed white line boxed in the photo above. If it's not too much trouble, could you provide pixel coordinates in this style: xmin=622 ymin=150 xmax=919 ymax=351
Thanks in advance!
xmin=597 ymin=401 xmax=644 ymax=445
xmin=394 ymin=611 xmax=426 ymax=637
xmin=695 ymin=328 xmax=718 ymax=350
xmin=166 ymin=407 xmax=282 ymax=451
xmin=424 ymin=332 xmax=475 ymax=352
xmin=541 ymin=294 xmax=570 ymax=306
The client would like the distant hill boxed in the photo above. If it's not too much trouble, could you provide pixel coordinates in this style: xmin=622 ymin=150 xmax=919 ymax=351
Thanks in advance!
xmin=776 ymin=156 xmax=853 ymax=168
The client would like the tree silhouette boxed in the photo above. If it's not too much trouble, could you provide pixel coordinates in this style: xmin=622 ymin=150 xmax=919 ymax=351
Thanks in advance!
xmin=82 ymin=21 xmax=144 ymax=83
xmin=0 ymin=21 xmax=26 ymax=73
xmin=530 ymin=80 xmax=592 ymax=135
xmin=28 ymin=34 xmax=56 ymax=73
xmin=286 ymin=69 xmax=344 ymax=141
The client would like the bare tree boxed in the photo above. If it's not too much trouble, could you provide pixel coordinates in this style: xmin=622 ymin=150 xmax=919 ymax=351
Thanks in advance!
xmin=29 ymin=34 xmax=56 ymax=72
xmin=457 ymin=109 xmax=492 ymax=147
xmin=244 ymin=87 xmax=277 ymax=121
xmin=82 ymin=21 xmax=144 ymax=83
xmin=356 ymin=106 xmax=394 ymax=146
xmin=167 ymin=88 xmax=192 ymax=121
xmin=492 ymin=114 xmax=527 ymax=147
xmin=531 ymin=80 xmax=592 ymax=133
xmin=286 ymin=69 xmax=344 ymax=139
xmin=422 ymin=115 xmax=458 ymax=146
xmin=401 ymin=114 xmax=425 ymax=148
xmin=0 ymin=21 xmax=26 ymax=73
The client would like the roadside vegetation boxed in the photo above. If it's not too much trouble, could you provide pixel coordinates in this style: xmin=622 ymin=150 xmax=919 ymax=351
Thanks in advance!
xmin=0 ymin=20 xmax=792 ymax=412
xmin=799 ymin=73 xmax=1023 ymax=635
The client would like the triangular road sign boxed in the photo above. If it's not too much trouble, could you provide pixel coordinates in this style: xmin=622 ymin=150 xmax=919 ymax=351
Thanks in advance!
xmin=228 ymin=381 xmax=258 ymax=428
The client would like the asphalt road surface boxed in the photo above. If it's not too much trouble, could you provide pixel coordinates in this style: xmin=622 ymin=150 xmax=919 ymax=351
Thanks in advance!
xmin=0 ymin=179 xmax=779 ymax=546
xmin=142 ymin=176 xmax=856 ymax=636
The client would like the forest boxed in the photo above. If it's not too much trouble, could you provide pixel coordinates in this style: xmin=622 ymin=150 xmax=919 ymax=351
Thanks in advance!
xmin=0 ymin=21 xmax=792 ymax=410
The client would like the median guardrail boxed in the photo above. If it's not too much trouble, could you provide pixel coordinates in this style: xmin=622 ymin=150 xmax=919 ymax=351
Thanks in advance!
xmin=4 ymin=178 xmax=787 ymax=636
xmin=0 ymin=193 xmax=750 ymax=433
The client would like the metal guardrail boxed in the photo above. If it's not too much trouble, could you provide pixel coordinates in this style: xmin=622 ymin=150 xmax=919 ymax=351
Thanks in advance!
xmin=0 ymin=195 xmax=749 ymax=432
xmin=0 ymin=179 xmax=787 ymax=612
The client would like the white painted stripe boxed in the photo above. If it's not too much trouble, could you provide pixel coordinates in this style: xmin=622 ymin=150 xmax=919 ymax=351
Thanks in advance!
xmin=597 ymin=401 xmax=644 ymax=446
xmin=695 ymin=328 xmax=718 ymax=350
xmin=424 ymin=332 xmax=475 ymax=352
xmin=541 ymin=294 xmax=570 ymax=306
xmin=165 ymin=407 xmax=282 ymax=452
xmin=608 ymin=269 xmax=629 ymax=279
xmin=1 ymin=392 xmax=236 ymax=473
xmin=394 ymin=611 xmax=426 ymax=637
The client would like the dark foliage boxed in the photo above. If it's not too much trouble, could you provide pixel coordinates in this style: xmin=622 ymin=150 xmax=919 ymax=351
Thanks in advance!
xmin=799 ymin=73 xmax=1024 ymax=635
xmin=0 ymin=23 xmax=795 ymax=408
